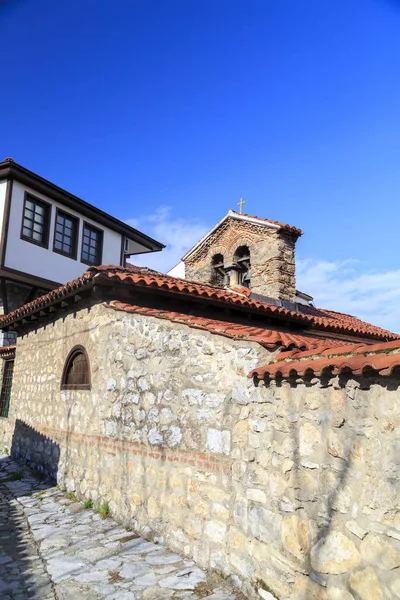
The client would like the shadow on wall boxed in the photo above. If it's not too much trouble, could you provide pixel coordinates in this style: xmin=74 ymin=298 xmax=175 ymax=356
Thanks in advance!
xmin=256 ymin=371 xmax=400 ymax=600
xmin=10 ymin=419 xmax=60 ymax=482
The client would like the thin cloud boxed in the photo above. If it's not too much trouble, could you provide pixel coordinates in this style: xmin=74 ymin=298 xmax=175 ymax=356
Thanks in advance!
xmin=297 ymin=259 xmax=400 ymax=333
xmin=127 ymin=206 xmax=210 ymax=274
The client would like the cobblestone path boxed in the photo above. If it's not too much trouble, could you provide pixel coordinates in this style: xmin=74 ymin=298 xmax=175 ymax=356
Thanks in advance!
xmin=0 ymin=455 xmax=244 ymax=600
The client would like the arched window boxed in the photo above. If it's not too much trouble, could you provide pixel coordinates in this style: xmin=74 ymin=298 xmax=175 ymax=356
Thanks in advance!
xmin=211 ymin=253 xmax=225 ymax=286
xmin=234 ymin=245 xmax=251 ymax=288
xmin=61 ymin=346 xmax=91 ymax=390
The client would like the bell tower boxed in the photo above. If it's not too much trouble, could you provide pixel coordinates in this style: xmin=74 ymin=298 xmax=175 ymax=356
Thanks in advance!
xmin=181 ymin=210 xmax=303 ymax=303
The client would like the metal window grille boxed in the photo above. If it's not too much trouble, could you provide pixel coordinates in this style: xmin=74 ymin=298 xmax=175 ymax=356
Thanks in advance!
xmin=81 ymin=225 xmax=102 ymax=265
xmin=0 ymin=360 xmax=14 ymax=418
xmin=22 ymin=198 xmax=48 ymax=243
xmin=54 ymin=211 xmax=77 ymax=256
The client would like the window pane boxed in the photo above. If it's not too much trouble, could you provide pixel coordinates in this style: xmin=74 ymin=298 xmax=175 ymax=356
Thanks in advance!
xmin=22 ymin=198 xmax=48 ymax=244
xmin=81 ymin=226 xmax=101 ymax=264
xmin=54 ymin=212 xmax=77 ymax=257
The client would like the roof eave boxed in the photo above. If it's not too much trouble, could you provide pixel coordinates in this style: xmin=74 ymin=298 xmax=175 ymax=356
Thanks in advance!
xmin=0 ymin=160 xmax=165 ymax=252
xmin=182 ymin=210 xmax=283 ymax=261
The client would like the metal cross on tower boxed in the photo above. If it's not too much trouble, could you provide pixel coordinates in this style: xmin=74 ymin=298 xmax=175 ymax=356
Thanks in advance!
xmin=237 ymin=198 xmax=246 ymax=214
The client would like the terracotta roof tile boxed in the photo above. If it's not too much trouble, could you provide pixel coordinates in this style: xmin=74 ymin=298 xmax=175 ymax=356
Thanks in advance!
xmin=297 ymin=304 xmax=396 ymax=340
xmin=0 ymin=264 xmax=397 ymax=344
xmin=250 ymin=339 xmax=400 ymax=380
xmin=0 ymin=345 xmax=16 ymax=358
xmin=0 ymin=271 xmax=94 ymax=328
xmin=95 ymin=266 xmax=398 ymax=340
xmin=106 ymin=300 xmax=328 ymax=351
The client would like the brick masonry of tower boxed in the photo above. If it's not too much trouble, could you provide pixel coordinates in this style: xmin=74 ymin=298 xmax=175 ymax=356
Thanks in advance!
xmin=183 ymin=218 xmax=298 ymax=303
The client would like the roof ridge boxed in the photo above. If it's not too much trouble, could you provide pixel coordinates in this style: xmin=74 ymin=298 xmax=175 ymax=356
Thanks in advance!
xmin=230 ymin=210 xmax=303 ymax=235
xmin=0 ymin=265 xmax=398 ymax=342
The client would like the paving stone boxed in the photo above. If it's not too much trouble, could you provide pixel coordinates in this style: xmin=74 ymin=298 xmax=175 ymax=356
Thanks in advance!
xmin=159 ymin=567 xmax=207 ymax=590
xmin=46 ymin=556 xmax=87 ymax=582
xmin=0 ymin=454 xmax=243 ymax=599
xmin=146 ymin=552 xmax=183 ymax=565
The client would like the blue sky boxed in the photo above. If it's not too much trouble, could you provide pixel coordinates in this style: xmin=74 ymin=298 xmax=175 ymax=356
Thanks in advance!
xmin=1 ymin=0 xmax=400 ymax=330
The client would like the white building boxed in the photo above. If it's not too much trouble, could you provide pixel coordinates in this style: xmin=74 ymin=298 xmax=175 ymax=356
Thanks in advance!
xmin=0 ymin=157 xmax=164 ymax=341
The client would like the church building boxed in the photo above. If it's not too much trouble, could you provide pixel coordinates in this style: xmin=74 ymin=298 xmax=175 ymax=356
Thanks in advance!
xmin=0 ymin=205 xmax=398 ymax=600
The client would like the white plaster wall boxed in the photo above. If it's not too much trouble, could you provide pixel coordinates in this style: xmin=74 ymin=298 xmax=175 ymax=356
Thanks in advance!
xmin=167 ymin=261 xmax=185 ymax=278
xmin=0 ymin=180 xmax=8 ymax=241
xmin=4 ymin=181 xmax=122 ymax=283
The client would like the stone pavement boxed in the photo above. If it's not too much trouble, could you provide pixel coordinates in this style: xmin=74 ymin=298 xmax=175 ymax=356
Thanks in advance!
xmin=0 ymin=454 xmax=245 ymax=600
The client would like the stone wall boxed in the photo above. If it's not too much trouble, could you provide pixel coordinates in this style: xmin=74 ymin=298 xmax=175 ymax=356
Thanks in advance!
xmin=0 ymin=303 xmax=270 ymax=598
xmin=245 ymin=374 xmax=400 ymax=600
xmin=1 ymin=302 xmax=400 ymax=599
xmin=184 ymin=218 xmax=298 ymax=303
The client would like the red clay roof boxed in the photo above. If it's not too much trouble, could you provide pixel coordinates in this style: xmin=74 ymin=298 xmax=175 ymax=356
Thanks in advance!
xmin=106 ymin=300 xmax=345 ymax=352
xmin=250 ymin=339 xmax=400 ymax=380
xmin=297 ymin=304 xmax=395 ymax=340
xmin=0 ymin=264 xmax=397 ymax=343
xmin=0 ymin=345 xmax=16 ymax=358
xmin=95 ymin=266 xmax=399 ymax=341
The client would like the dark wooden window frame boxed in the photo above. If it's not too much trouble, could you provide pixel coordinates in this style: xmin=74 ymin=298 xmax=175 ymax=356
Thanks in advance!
xmin=61 ymin=345 xmax=91 ymax=391
xmin=20 ymin=192 xmax=52 ymax=249
xmin=0 ymin=359 xmax=14 ymax=418
xmin=53 ymin=208 xmax=79 ymax=260
xmin=81 ymin=221 xmax=103 ymax=266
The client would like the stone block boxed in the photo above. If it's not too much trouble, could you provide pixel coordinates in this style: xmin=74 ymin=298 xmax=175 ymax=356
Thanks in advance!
xmin=349 ymin=567 xmax=382 ymax=600
xmin=247 ymin=488 xmax=267 ymax=504
xmin=148 ymin=428 xmax=163 ymax=445
xmin=299 ymin=422 xmax=321 ymax=457
xmin=206 ymin=429 xmax=231 ymax=455
xmin=310 ymin=531 xmax=361 ymax=574
xmin=249 ymin=505 xmax=282 ymax=544
xmin=360 ymin=534 xmax=400 ymax=570
xmin=228 ymin=526 xmax=248 ymax=551
xmin=327 ymin=588 xmax=354 ymax=600
xmin=204 ymin=520 xmax=227 ymax=544
xmin=232 ymin=420 xmax=249 ymax=447
xmin=232 ymin=381 xmax=250 ymax=405
xmin=327 ymin=431 xmax=347 ymax=460
xmin=282 ymin=515 xmax=310 ymax=560
xmin=292 ymin=575 xmax=328 ymax=600
xmin=345 ymin=520 xmax=368 ymax=540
